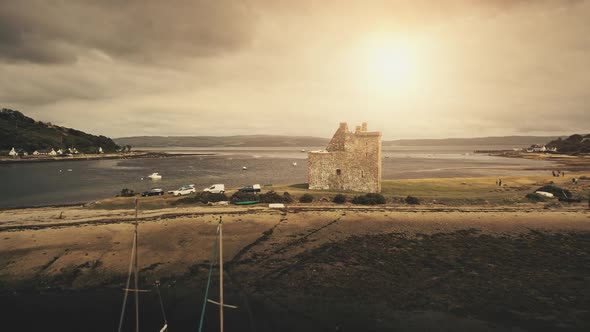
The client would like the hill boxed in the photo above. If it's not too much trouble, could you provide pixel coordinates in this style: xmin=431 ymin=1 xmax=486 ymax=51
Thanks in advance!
xmin=115 ymin=135 xmax=567 ymax=149
xmin=384 ymin=136 xmax=563 ymax=147
xmin=546 ymin=134 xmax=590 ymax=154
xmin=114 ymin=135 xmax=329 ymax=148
xmin=0 ymin=108 xmax=119 ymax=153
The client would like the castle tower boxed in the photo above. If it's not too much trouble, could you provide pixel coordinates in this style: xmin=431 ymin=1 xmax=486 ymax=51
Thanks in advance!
xmin=308 ymin=122 xmax=382 ymax=193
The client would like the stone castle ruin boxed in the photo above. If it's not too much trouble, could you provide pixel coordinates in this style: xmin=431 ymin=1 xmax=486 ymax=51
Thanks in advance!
xmin=308 ymin=122 xmax=382 ymax=193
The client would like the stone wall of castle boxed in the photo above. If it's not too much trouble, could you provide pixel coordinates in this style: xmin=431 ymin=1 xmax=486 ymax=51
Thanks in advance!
xmin=308 ymin=122 xmax=382 ymax=193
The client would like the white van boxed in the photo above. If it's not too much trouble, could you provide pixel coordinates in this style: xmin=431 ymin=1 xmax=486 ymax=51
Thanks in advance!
xmin=203 ymin=184 xmax=225 ymax=194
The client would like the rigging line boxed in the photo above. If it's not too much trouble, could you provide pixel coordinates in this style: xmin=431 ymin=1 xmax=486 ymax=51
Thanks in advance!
xmin=198 ymin=225 xmax=221 ymax=332
xmin=134 ymin=199 xmax=140 ymax=332
xmin=155 ymin=281 xmax=168 ymax=327
xmin=133 ymin=223 xmax=140 ymax=332
xmin=117 ymin=231 xmax=137 ymax=332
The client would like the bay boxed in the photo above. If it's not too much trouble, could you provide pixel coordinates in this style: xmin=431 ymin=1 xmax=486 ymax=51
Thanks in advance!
xmin=0 ymin=146 xmax=554 ymax=208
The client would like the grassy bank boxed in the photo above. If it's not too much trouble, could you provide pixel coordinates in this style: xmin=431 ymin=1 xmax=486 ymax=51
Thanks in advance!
xmin=87 ymin=172 xmax=590 ymax=210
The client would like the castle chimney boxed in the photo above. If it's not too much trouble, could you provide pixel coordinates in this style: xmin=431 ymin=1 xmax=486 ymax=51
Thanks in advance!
xmin=361 ymin=122 xmax=367 ymax=132
xmin=355 ymin=125 xmax=361 ymax=133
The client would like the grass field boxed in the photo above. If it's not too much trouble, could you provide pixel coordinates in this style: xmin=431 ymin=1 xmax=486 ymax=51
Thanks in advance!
xmin=89 ymin=172 xmax=590 ymax=210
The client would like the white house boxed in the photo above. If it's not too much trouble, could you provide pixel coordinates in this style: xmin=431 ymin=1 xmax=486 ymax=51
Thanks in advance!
xmin=34 ymin=149 xmax=54 ymax=155
xmin=527 ymin=144 xmax=549 ymax=153
xmin=10 ymin=148 xmax=29 ymax=156
xmin=98 ymin=147 xmax=104 ymax=154
xmin=57 ymin=149 xmax=63 ymax=155
xmin=49 ymin=148 xmax=57 ymax=156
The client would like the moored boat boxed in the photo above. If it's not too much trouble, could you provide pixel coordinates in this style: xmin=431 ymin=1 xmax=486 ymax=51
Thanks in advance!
xmin=234 ymin=200 xmax=259 ymax=205
xmin=148 ymin=172 xmax=162 ymax=180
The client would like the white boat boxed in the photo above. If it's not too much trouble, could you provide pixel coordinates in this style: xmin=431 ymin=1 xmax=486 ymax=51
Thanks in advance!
xmin=148 ymin=172 xmax=162 ymax=180
xmin=242 ymin=166 xmax=247 ymax=170
xmin=292 ymin=162 xmax=297 ymax=167
xmin=300 ymin=149 xmax=306 ymax=152
xmin=535 ymin=191 xmax=554 ymax=198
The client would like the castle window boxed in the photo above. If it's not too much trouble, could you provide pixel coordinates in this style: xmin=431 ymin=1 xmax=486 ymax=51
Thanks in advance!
xmin=336 ymin=169 xmax=341 ymax=176
xmin=361 ymin=170 xmax=365 ymax=178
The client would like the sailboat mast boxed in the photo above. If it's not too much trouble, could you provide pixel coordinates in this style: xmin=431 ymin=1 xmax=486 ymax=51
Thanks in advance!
xmin=134 ymin=198 xmax=140 ymax=332
xmin=219 ymin=216 xmax=224 ymax=332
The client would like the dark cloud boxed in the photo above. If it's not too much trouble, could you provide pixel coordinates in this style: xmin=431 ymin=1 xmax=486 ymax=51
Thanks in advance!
xmin=0 ymin=0 xmax=255 ymax=64
xmin=0 ymin=0 xmax=588 ymax=138
xmin=0 ymin=75 xmax=106 ymax=105
xmin=0 ymin=0 xmax=582 ymax=65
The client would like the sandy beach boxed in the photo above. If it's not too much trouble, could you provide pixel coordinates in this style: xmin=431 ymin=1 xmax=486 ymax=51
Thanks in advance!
xmin=2 ymin=205 xmax=589 ymax=282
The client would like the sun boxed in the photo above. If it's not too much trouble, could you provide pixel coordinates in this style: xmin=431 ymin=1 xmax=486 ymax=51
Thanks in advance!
xmin=369 ymin=44 xmax=414 ymax=84
xmin=358 ymin=36 xmax=421 ymax=93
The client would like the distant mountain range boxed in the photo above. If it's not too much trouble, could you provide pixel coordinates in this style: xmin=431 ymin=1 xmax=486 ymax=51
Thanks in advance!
xmin=384 ymin=136 xmax=563 ymax=147
xmin=116 ymin=135 xmax=563 ymax=148
xmin=0 ymin=108 xmax=119 ymax=153
xmin=0 ymin=108 xmax=567 ymax=151
xmin=114 ymin=135 xmax=330 ymax=148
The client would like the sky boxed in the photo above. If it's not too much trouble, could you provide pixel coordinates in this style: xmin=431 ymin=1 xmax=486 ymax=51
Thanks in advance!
xmin=0 ymin=0 xmax=589 ymax=140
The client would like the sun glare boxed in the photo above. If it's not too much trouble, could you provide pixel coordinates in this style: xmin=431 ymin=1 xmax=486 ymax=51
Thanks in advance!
xmin=369 ymin=45 xmax=414 ymax=84
xmin=357 ymin=36 xmax=422 ymax=94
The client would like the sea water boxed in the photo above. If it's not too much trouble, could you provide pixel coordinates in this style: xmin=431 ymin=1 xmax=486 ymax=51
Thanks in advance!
xmin=0 ymin=146 xmax=554 ymax=208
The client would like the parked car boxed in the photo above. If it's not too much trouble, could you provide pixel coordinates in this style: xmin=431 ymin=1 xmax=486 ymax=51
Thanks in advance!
xmin=203 ymin=184 xmax=225 ymax=194
xmin=239 ymin=184 xmax=261 ymax=193
xmin=141 ymin=188 xmax=164 ymax=197
xmin=168 ymin=184 xmax=196 ymax=196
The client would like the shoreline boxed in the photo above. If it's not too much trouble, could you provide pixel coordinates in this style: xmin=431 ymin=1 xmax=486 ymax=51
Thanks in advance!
xmin=484 ymin=151 xmax=590 ymax=171
xmin=1 ymin=169 xmax=588 ymax=232
xmin=1 ymin=170 xmax=588 ymax=210
xmin=1 ymin=204 xmax=588 ymax=232
xmin=0 ymin=201 xmax=89 ymax=212
xmin=0 ymin=151 xmax=214 ymax=164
